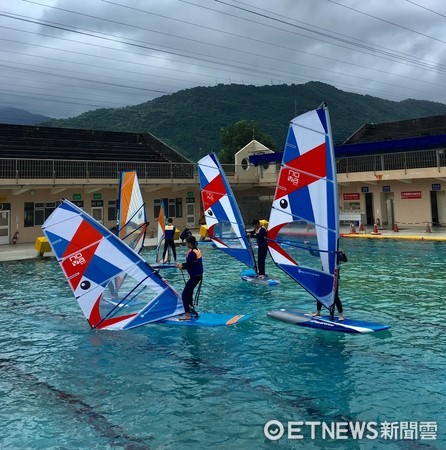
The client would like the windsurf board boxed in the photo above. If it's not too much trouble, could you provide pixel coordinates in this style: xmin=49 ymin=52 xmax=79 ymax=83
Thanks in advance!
xmin=267 ymin=309 xmax=390 ymax=334
xmin=158 ymin=312 xmax=252 ymax=327
xmin=240 ymin=269 xmax=280 ymax=286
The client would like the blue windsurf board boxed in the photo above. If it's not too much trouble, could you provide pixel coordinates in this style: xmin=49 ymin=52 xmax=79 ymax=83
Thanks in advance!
xmin=157 ymin=312 xmax=252 ymax=327
xmin=240 ymin=269 xmax=280 ymax=286
xmin=267 ymin=309 xmax=390 ymax=334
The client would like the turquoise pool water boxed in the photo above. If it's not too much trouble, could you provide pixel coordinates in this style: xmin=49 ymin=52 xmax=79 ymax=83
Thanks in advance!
xmin=1 ymin=239 xmax=445 ymax=449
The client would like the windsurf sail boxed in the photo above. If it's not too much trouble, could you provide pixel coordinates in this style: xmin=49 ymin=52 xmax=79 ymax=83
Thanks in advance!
xmin=267 ymin=103 xmax=340 ymax=309
xmin=42 ymin=199 xmax=184 ymax=331
xmin=198 ymin=153 xmax=255 ymax=268
xmin=117 ymin=171 xmax=148 ymax=255
xmin=155 ymin=200 xmax=167 ymax=263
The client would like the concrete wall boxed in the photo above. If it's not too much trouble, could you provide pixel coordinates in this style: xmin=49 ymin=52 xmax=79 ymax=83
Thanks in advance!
xmin=0 ymin=184 xmax=201 ymax=244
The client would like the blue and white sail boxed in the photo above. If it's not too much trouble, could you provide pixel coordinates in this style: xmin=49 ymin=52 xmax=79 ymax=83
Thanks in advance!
xmin=267 ymin=104 xmax=340 ymax=308
xmin=42 ymin=200 xmax=184 ymax=331
xmin=198 ymin=153 xmax=255 ymax=268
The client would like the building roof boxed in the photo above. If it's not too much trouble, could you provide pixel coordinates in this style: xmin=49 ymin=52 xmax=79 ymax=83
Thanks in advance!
xmin=236 ymin=139 xmax=271 ymax=156
xmin=337 ymin=114 xmax=446 ymax=157
xmin=0 ymin=123 xmax=191 ymax=164
xmin=343 ymin=114 xmax=446 ymax=144
xmin=249 ymin=114 xmax=446 ymax=164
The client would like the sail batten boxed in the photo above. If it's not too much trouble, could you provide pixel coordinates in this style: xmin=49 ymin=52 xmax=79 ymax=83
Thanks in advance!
xmin=42 ymin=199 xmax=184 ymax=331
xmin=267 ymin=105 xmax=339 ymax=309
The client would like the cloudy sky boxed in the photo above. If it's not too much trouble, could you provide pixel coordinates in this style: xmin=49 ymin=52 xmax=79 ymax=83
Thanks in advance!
xmin=1 ymin=0 xmax=446 ymax=118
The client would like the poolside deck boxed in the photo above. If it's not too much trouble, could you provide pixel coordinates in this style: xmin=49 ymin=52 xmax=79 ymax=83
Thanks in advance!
xmin=340 ymin=225 xmax=446 ymax=241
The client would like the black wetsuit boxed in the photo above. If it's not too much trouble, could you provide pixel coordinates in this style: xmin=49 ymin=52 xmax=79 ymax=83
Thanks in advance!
xmin=181 ymin=247 xmax=203 ymax=313
xmin=163 ymin=223 xmax=177 ymax=261
xmin=253 ymin=225 xmax=268 ymax=276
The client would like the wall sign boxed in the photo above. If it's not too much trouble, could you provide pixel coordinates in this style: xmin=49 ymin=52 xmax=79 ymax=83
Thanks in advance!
xmin=432 ymin=184 xmax=441 ymax=191
xmin=401 ymin=191 xmax=422 ymax=199
xmin=73 ymin=194 xmax=82 ymax=200
xmin=382 ymin=186 xmax=391 ymax=192
xmin=361 ymin=186 xmax=369 ymax=193
xmin=343 ymin=193 xmax=360 ymax=200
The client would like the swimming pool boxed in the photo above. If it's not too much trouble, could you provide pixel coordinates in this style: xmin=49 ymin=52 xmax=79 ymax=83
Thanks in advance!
xmin=1 ymin=239 xmax=445 ymax=449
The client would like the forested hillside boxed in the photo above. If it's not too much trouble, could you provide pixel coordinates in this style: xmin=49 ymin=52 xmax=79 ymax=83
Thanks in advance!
xmin=41 ymin=82 xmax=446 ymax=161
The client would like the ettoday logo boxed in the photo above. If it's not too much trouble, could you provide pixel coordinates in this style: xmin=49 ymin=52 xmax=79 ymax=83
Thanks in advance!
xmin=264 ymin=420 xmax=285 ymax=441
xmin=263 ymin=420 xmax=437 ymax=441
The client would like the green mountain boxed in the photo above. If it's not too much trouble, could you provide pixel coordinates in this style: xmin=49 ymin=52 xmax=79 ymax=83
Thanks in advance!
xmin=41 ymin=82 xmax=446 ymax=161
xmin=0 ymin=107 xmax=51 ymax=125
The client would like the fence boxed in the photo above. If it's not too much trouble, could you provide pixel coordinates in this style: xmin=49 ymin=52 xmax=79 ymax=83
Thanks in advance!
xmin=0 ymin=158 xmax=198 ymax=182
xmin=336 ymin=148 xmax=446 ymax=174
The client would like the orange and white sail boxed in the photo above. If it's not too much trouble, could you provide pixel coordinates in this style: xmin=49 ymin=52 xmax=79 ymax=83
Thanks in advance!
xmin=117 ymin=171 xmax=148 ymax=255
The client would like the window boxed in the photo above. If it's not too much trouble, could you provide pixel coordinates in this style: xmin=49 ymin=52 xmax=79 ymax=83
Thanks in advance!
xmin=24 ymin=201 xmax=60 ymax=227
xmin=34 ymin=202 xmax=45 ymax=226
xmin=175 ymin=197 xmax=183 ymax=217
xmin=45 ymin=202 xmax=56 ymax=220
xmin=168 ymin=198 xmax=175 ymax=218
xmin=108 ymin=200 xmax=116 ymax=221
xmin=24 ymin=202 xmax=34 ymax=227
xmin=241 ymin=158 xmax=249 ymax=171
xmin=154 ymin=197 xmax=183 ymax=218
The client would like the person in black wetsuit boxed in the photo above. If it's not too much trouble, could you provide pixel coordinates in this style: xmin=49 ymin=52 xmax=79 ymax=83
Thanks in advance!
xmin=250 ymin=219 xmax=268 ymax=278
xmin=180 ymin=227 xmax=192 ymax=243
xmin=162 ymin=218 xmax=177 ymax=262
xmin=312 ymin=250 xmax=348 ymax=321
xmin=175 ymin=235 xmax=203 ymax=320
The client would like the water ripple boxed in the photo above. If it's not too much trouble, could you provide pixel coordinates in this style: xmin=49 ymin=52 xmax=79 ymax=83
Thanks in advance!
xmin=0 ymin=240 xmax=445 ymax=448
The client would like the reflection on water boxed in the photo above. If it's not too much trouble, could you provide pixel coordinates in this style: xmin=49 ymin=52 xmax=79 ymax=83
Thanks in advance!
xmin=0 ymin=240 xmax=445 ymax=448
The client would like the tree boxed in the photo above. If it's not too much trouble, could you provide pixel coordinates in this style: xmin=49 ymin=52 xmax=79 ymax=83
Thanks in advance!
xmin=218 ymin=120 xmax=276 ymax=164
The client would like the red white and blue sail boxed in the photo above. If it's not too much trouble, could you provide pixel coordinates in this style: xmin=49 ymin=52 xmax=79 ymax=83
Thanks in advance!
xmin=42 ymin=200 xmax=184 ymax=331
xmin=198 ymin=153 xmax=255 ymax=268
xmin=117 ymin=171 xmax=147 ymax=255
xmin=267 ymin=104 xmax=339 ymax=308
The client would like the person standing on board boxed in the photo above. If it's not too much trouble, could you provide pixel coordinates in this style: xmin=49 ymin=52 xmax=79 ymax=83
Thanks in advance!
xmin=176 ymin=235 xmax=203 ymax=320
xmin=312 ymin=250 xmax=348 ymax=321
xmin=250 ymin=219 xmax=268 ymax=279
xmin=162 ymin=218 xmax=177 ymax=263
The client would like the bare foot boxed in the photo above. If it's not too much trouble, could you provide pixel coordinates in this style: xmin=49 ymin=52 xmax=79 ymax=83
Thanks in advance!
xmin=178 ymin=314 xmax=191 ymax=321
xmin=338 ymin=313 xmax=345 ymax=322
xmin=311 ymin=311 xmax=321 ymax=317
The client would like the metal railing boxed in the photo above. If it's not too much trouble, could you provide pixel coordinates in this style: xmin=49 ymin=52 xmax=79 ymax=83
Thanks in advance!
xmin=0 ymin=158 xmax=239 ymax=183
xmin=0 ymin=158 xmax=197 ymax=181
xmin=336 ymin=148 xmax=446 ymax=174
xmin=2 ymin=148 xmax=445 ymax=184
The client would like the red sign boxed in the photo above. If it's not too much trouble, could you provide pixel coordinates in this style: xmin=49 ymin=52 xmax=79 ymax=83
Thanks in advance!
xmin=401 ymin=191 xmax=422 ymax=199
xmin=343 ymin=193 xmax=360 ymax=200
